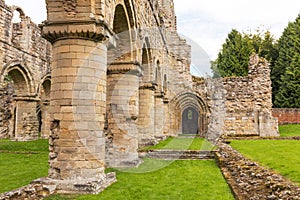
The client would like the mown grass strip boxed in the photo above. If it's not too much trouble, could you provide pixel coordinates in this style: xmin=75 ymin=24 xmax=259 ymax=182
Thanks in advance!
xmin=46 ymin=160 xmax=234 ymax=200
xmin=0 ymin=139 xmax=49 ymax=193
xmin=230 ymin=140 xmax=300 ymax=185
xmin=279 ymin=124 xmax=300 ymax=137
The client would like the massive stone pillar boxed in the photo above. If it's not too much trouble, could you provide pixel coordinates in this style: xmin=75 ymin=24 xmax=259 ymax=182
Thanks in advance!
xmin=154 ymin=92 xmax=165 ymax=139
xmin=40 ymin=0 xmax=115 ymax=194
xmin=137 ymin=83 xmax=156 ymax=146
xmin=106 ymin=62 xmax=141 ymax=167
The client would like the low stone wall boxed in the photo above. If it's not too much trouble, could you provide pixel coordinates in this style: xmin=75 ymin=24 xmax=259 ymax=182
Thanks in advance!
xmin=273 ymin=108 xmax=300 ymax=124
xmin=215 ymin=142 xmax=300 ymax=200
xmin=0 ymin=182 xmax=51 ymax=200
xmin=0 ymin=172 xmax=116 ymax=199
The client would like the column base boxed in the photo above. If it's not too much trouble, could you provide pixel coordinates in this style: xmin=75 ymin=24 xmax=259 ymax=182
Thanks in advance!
xmin=32 ymin=172 xmax=116 ymax=195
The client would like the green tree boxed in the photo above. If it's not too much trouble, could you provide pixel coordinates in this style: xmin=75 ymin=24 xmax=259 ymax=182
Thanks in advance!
xmin=211 ymin=29 xmax=277 ymax=78
xmin=273 ymin=14 xmax=300 ymax=107
xmin=275 ymin=53 xmax=300 ymax=107
xmin=211 ymin=29 xmax=253 ymax=77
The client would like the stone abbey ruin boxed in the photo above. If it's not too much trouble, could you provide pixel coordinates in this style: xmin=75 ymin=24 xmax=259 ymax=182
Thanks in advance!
xmin=0 ymin=0 xmax=281 ymax=196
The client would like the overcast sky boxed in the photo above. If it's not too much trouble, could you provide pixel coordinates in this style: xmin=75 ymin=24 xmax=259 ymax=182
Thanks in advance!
xmin=5 ymin=0 xmax=300 ymax=75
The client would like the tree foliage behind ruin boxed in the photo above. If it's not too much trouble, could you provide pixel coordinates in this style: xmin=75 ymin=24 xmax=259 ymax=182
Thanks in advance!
xmin=211 ymin=14 xmax=300 ymax=108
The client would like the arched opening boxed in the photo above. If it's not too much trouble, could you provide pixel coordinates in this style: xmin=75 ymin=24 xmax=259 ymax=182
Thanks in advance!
xmin=182 ymin=107 xmax=199 ymax=134
xmin=168 ymin=92 xmax=209 ymax=137
xmin=38 ymin=78 xmax=51 ymax=138
xmin=12 ymin=10 xmax=22 ymax=23
xmin=2 ymin=65 xmax=38 ymax=140
xmin=40 ymin=79 xmax=51 ymax=100
xmin=108 ymin=4 xmax=132 ymax=63
xmin=11 ymin=7 xmax=26 ymax=46
xmin=141 ymin=37 xmax=151 ymax=82
xmin=7 ymin=68 xmax=29 ymax=95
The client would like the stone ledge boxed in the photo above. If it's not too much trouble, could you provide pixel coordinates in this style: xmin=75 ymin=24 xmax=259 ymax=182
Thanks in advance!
xmin=139 ymin=150 xmax=215 ymax=160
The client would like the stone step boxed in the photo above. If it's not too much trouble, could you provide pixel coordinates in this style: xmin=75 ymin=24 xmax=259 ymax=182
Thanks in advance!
xmin=139 ymin=150 xmax=215 ymax=160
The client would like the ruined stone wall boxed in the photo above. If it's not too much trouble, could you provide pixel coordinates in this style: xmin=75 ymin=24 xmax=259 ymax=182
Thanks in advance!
xmin=222 ymin=55 xmax=278 ymax=137
xmin=0 ymin=81 xmax=13 ymax=138
xmin=0 ymin=1 xmax=52 ymax=139
xmin=273 ymin=108 xmax=300 ymax=124
xmin=203 ymin=54 xmax=278 ymax=139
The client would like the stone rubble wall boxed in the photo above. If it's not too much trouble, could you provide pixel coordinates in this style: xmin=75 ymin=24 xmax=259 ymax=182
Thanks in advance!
xmin=0 ymin=82 xmax=13 ymax=138
xmin=215 ymin=142 xmax=300 ymax=200
xmin=0 ymin=183 xmax=50 ymax=200
xmin=203 ymin=54 xmax=279 ymax=139
xmin=273 ymin=108 xmax=300 ymax=124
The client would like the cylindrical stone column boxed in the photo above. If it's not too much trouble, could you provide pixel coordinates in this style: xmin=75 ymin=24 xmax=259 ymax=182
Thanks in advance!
xmin=137 ymin=84 xmax=156 ymax=145
xmin=49 ymin=39 xmax=107 ymax=180
xmin=106 ymin=63 xmax=141 ymax=168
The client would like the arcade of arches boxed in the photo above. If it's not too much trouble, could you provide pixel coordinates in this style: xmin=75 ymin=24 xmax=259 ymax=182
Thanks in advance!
xmin=0 ymin=0 xmax=278 ymax=194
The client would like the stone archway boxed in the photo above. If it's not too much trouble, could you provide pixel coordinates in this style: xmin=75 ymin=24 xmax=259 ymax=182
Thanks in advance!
xmin=182 ymin=107 xmax=199 ymax=134
xmin=167 ymin=92 xmax=209 ymax=137
xmin=4 ymin=65 xmax=39 ymax=140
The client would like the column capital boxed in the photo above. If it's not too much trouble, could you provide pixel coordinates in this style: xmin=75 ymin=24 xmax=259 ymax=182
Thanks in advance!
xmin=40 ymin=19 xmax=114 ymax=44
xmin=107 ymin=61 xmax=143 ymax=76
xmin=139 ymin=82 xmax=157 ymax=91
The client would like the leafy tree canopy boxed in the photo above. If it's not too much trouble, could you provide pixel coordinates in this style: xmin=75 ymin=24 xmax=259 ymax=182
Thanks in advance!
xmin=211 ymin=28 xmax=277 ymax=78
xmin=274 ymin=14 xmax=300 ymax=108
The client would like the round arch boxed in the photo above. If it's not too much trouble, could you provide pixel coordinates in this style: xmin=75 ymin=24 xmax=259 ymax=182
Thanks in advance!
xmin=37 ymin=74 xmax=51 ymax=99
xmin=169 ymin=92 xmax=209 ymax=136
xmin=108 ymin=3 xmax=134 ymax=64
xmin=141 ymin=37 xmax=152 ymax=82
xmin=1 ymin=63 xmax=35 ymax=96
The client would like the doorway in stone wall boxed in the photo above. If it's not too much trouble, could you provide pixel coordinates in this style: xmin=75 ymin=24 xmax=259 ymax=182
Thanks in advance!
xmin=182 ymin=107 xmax=199 ymax=134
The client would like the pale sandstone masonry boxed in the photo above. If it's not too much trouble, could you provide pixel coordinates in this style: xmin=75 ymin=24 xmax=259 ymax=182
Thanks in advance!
xmin=0 ymin=82 xmax=13 ymax=137
xmin=0 ymin=0 xmax=52 ymax=140
xmin=40 ymin=0 xmax=117 ymax=193
xmin=202 ymin=54 xmax=279 ymax=140
xmin=0 ymin=0 xmax=280 ymax=196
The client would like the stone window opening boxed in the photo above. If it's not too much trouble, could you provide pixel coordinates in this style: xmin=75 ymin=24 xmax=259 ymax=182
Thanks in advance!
xmin=12 ymin=10 xmax=22 ymax=23
xmin=11 ymin=8 xmax=26 ymax=46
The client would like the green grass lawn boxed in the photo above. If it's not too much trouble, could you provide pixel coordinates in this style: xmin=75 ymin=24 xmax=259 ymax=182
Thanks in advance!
xmin=230 ymin=140 xmax=300 ymax=185
xmin=279 ymin=124 xmax=300 ymax=137
xmin=46 ymin=160 xmax=234 ymax=200
xmin=141 ymin=137 xmax=214 ymax=151
xmin=0 ymin=139 xmax=49 ymax=194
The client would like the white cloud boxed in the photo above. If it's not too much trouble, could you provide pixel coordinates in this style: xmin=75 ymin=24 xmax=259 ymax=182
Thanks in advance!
xmin=4 ymin=0 xmax=300 ymax=62
xmin=174 ymin=0 xmax=300 ymax=60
